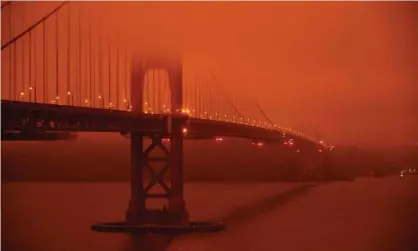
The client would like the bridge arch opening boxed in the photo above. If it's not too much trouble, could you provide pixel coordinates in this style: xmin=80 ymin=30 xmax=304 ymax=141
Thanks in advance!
xmin=142 ymin=69 xmax=171 ymax=114
xmin=130 ymin=56 xmax=183 ymax=114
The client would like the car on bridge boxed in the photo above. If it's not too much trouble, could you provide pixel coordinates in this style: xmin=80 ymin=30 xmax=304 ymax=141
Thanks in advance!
xmin=400 ymin=168 xmax=417 ymax=177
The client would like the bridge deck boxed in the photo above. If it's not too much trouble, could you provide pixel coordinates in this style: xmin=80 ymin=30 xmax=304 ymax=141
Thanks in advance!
xmin=1 ymin=100 xmax=171 ymax=134
xmin=1 ymin=100 xmax=324 ymax=148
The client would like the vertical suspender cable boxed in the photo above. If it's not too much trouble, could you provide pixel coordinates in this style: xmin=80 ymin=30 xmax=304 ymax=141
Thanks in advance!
xmin=198 ymin=79 xmax=200 ymax=116
xmin=182 ymin=77 xmax=189 ymax=109
xmin=203 ymin=80 xmax=207 ymax=117
xmin=194 ymin=78 xmax=197 ymax=117
xmin=146 ymin=69 xmax=149 ymax=110
xmin=125 ymin=46 xmax=128 ymax=109
xmin=99 ymin=20 xmax=103 ymax=108
xmin=34 ymin=29 xmax=37 ymax=102
xmin=56 ymin=10 xmax=59 ymax=104
xmin=67 ymin=4 xmax=71 ymax=105
xmin=34 ymin=29 xmax=38 ymax=103
xmin=89 ymin=16 xmax=93 ymax=107
xmin=8 ymin=4 xmax=12 ymax=99
xmin=29 ymin=31 xmax=32 ymax=102
xmin=108 ymin=40 xmax=111 ymax=108
xmin=156 ymin=70 xmax=160 ymax=112
xmin=13 ymin=43 xmax=16 ymax=99
xmin=78 ymin=7 xmax=82 ymax=106
xmin=152 ymin=70 xmax=155 ymax=112
xmin=21 ymin=36 xmax=25 ymax=99
xmin=43 ymin=21 xmax=46 ymax=102
xmin=116 ymin=38 xmax=119 ymax=110
xmin=83 ymin=14 xmax=88 ymax=106
xmin=212 ymin=81 xmax=215 ymax=118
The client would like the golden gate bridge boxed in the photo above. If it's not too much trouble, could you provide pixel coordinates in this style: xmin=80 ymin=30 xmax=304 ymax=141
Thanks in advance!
xmin=1 ymin=1 xmax=332 ymax=234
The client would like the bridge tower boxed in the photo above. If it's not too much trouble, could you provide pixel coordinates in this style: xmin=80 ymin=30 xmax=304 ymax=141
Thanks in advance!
xmin=126 ymin=55 xmax=189 ymax=226
xmin=91 ymin=55 xmax=224 ymax=233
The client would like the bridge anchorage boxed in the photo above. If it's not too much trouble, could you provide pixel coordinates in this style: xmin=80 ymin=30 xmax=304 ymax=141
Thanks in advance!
xmin=91 ymin=56 xmax=226 ymax=234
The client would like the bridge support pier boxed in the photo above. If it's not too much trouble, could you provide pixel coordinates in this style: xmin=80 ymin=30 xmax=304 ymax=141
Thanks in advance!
xmin=126 ymin=122 xmax=189 ymax=226
xmin=91 ymin=119 xmax=225 ymax=234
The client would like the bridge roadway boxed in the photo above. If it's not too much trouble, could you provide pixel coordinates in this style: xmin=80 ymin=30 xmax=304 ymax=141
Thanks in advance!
xmin=1 ymin=100 xmax=326 ymax=149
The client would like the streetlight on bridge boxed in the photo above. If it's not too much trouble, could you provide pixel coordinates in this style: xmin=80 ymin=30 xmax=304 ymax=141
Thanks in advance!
xmin=107 ymin=102 xmax=114 ymax=109
xmin=67 ymin=91 xmax=74 ymax=105
xmin=98 ymin=95 xmax=104 ymax=108
xmin=28 ymin=87 xmax=36 ymax=103
xmin=123 ymin=99 xmax=130 ymax=111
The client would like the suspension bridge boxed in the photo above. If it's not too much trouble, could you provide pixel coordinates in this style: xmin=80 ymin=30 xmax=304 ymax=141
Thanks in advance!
xmin=1 ymin=2 xmax=333 ymax=233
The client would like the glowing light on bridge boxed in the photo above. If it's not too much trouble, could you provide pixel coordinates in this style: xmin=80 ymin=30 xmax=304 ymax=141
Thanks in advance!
xmin=107 ymin=102 xmax=115 ymax=109
xmin=181 ymin=108 xmax=192 ymax=115
xmin=252 ymin=141 xmax=264 ymax=147
xmin=182 ymin=128 xmax=188 ymax=134
xmin=284 ymin=139 xmax=294 ymax=146
xmin=215 ymin=137 xmax=223 ymax=141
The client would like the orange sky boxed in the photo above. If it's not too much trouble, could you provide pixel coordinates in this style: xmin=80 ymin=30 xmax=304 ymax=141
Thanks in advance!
xmin=1 ymin=1 xmax=417 ymax=147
